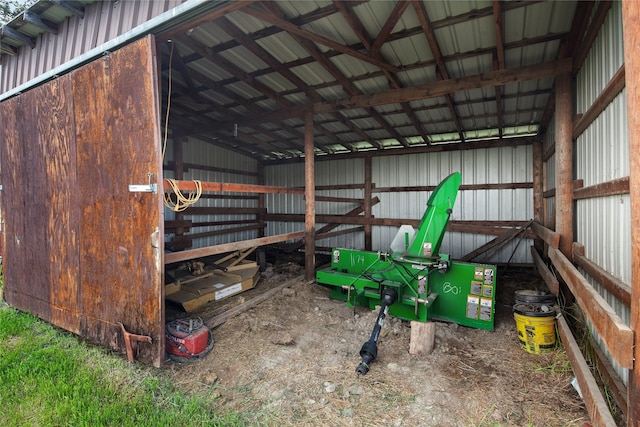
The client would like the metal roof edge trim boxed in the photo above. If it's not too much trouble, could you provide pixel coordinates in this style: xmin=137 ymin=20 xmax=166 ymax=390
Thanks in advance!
xmin=0 ymin=0 xmax=230 ymax=102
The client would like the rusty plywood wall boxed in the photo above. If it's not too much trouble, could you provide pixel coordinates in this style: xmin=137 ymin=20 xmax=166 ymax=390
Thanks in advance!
xmin=0 ymin=36 xmax=165 ymax=367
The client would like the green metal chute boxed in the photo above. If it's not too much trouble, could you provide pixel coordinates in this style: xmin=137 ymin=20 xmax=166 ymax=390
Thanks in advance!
xmin=406 ymin=171 xmax=461 ymax=258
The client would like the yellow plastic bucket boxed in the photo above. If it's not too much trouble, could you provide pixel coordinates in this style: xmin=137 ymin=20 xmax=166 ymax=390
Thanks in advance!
xmin=513 ymin=304 xmax=557 ymax=354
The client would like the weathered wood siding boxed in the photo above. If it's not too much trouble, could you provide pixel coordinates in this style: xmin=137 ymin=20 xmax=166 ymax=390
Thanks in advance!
xmin=0 ymin=36 xmax=164 ymax=367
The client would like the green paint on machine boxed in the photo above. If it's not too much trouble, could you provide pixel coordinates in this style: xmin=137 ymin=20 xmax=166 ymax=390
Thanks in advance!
xmin=315 ymin=172 xmax=497 ymax=331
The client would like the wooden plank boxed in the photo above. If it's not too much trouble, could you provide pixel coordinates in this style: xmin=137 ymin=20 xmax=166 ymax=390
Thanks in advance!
xmin=573 ymin=65 xmax=625 ymax=138
xmin=165 ymin=231 xmax=306 ymax=264
xmin=164 ymin=219 xmax=192 ymax=234
xmin=0 ymin=81 xmax=33 ymax=317
xmin=531 ymin=221 xmax=560 ymax=249
xmin=304 ymin=112 xmax=315 ymax=281
xmin=314 ymin=195 xmax=364 ymax=203
xmin=207 ymin=276 xmax=312 ymax=328
xmin=171 ymin=224 xmax=263 ymax=242
xmin=573 ymin=243 xmax=631 ymax=307
xmin=364 ymin=155 xmax=373 ymax=250
xmin=373 ymin=182 xmax=533 ymax=193
xmin=548 ymin=247 xmax=633 ymax=368
xmin=592 ymin=338 xmax=628 ymax=417
xmin=556 ymin=314 xmax=617 ymax=427
xmin=533 ymin=140 xmax=544 ymax=238
xmin=622 ymin=0 xmax=640 ymax=421
xmin=461 ymin=225 xmax=528 ymax=262
xmin=240 ymin=58 xmax=572 ymax=123
xmin=163 ymin=179 xmax=304 ymax=195
xmin=572 ymin=0 xmax=613 ymax=73
xmin=184 ymin=207 xmax=267 ymax=215
xmin=316 ymin=226 xmax=365 ymax=241
xmin=41 ymin=76 xmax=81 ymax=331
xmin=531 ymin=246 xmax=559 ymax=295
xmin=74 ymin=36 xmax=164 ymax=366
xmin=314 ymin=197 xmax=380 ymax=236
xmin=555 ymin=73 xmax=573 ymax=257
xmin=573 ymin=176 xmax=630 ymax=200
xmin=165 ymin=161 xmax=259 ymax=177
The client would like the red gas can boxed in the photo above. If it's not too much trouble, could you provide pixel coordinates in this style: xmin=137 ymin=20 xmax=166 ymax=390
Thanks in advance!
xmin=166 ymin=318 xmax=212 ymax=358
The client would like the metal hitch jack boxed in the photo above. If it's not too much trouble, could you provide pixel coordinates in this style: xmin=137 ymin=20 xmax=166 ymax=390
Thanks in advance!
xmin=356 ymin=288 xmax=398 ymax=375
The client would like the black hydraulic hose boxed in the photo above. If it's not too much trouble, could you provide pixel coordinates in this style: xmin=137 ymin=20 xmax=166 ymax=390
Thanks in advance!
xmin=355 ymin=288 xmax=398 ymax=375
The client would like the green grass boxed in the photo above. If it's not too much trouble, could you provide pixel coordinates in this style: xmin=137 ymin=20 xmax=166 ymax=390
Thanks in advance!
xmin=0 ymin=303 xmax=245 ymax=427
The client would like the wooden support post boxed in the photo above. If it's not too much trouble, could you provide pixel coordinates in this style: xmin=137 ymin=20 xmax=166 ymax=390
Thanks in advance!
xmin=364 ymin=154 xmax=373 ymax=251
xmin=174 ymin=137 xmax=186 ymax=235
xmin=257 ymin=163 xmax=266 ymax=238
xmin=409 ymin=321 xmax=435 ymax=355
xmin=304 ymin=112 xmax=316 ymax=281
xmin=623 ymin=0 xmax=640 ymax=424
xmin=555 ymin=73 xmax=573 ymax=258
xmin=532 ymin=140 xmax=544 ymax=253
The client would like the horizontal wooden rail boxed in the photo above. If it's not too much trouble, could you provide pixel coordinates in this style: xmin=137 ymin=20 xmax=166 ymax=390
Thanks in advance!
xmin=573 ymin=243 xmax=631 ymax=307
xmin=164 ymin=161 xmax=259 ymax=177
xmin=171 ymin=224 xmax=263 ymax=242
xmin=316 ymin=226 xmax=364 ymax=241
xmin=556 ymin=314 xmax=617 ymax=427
xmin=373 ymin=182 xmax=533 ymax=193
xmin=163 ymin=179 xmax=304 ymax=195
xmin=165 ymin=231 xmax=306 ymax=264
xmin=266 ymin=215 xmax=535 ymax=238
xmin=183 ymin=207 xmax=266 ymax=216
xmin=531 ymin=221 xmax=560 ymax=249
xmin=548 ymin=246 xmax=633 ymax=368
xmin=573 ymin=64 xmax=625 ymax=139
xmin=573 ymin=176 xmax=629 ymax=200
xmin=191 ymin=219 xmax=257 ymax=228
xmin=530 ymin=246 xmax=559 ymax=295
xmin=314 ymin=195 xmax=365 ymax=203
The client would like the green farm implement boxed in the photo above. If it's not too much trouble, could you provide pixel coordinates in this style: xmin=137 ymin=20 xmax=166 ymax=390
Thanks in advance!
xmin=315 ymin=172 xmax=497 ymax=374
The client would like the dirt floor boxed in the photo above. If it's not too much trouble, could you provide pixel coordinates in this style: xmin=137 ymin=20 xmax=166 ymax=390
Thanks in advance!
xmin=165 ymin=252 xmax=591 ymax=426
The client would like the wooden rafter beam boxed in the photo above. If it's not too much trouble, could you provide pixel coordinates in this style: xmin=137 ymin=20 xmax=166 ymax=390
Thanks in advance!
xmin=198 ymin=32 xmax=565 ymax=103
xmin=413 ymin=0 xmax=464 ymax=142
xmin=225 ymin=58 xmax=572 ymax=127
xmin=169 ymin=45 xmax=205 ymax=105
xmin=50 ymin=0 xmax=84 ymax=18
xmin=0 ymin=42 xmax=18 ymax=56
xmin=158 ymin=0 xmax=256 ymax=41
xmin=573 ymin=0 xmax=613 ymax=73
xmin=23 ymin=11 xmax=58 ymax=34
xmin=1 ymin=26 xmax=35 ymax=48
xmin=369 ymin=0 xmax=410 ymax=57
xmin=334 ymin=1 xmax=420 ymax=146
xmin=492 ymin=0 xmax=505 ymax=137
xmin=213 ymin=16 xmax=366 ymax=154
xmin=242 ymin=3 xmax=400 ymax=73
xmin=560 ymin=0 xmax=594 ymax=59
xmin=573 ymin=64 xmax=625 ymax=138
xmin=257 ymin=1 xmax=387 ymax=149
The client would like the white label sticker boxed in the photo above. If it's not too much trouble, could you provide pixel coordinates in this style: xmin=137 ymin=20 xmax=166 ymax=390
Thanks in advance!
xmin=480 ymin=297 xmax=492 ymax=308
xmin=215 ymin=283 xmax=243 ymax=300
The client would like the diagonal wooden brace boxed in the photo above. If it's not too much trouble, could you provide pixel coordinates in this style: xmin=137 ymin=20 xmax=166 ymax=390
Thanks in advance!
xmin=118 ymin=322 xmax=152 ymax=363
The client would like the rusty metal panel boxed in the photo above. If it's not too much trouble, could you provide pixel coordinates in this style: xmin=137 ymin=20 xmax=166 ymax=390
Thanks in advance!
xmin=0 ymin=36 xmax=164 ymax=367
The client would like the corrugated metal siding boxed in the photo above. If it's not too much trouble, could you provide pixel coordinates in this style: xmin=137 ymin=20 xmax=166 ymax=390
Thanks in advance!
xmin=163 ymin=138 xmax=259 ymax=249
xmin=1 ymin=0 xmax=184 ymax=93
xmin=372 ymin=147 xmax=533 ymax=263
xmin=266 ymin=146 xmax=533 ymax=263
xmin=574 ymin=0 xmax=629 ymax=386
xmin=544 ymin=115 xmax=556 ymax=228
xmin=265 ymin=158 xmax=365 ymax=249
